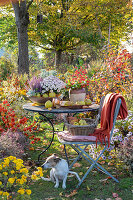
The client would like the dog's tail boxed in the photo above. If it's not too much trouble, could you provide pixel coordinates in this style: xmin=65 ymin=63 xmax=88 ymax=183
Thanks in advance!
xmin=68 ymin=171 xmax=81 ymax=182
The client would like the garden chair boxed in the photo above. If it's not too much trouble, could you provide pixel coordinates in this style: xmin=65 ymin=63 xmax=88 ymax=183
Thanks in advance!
xmin=57 ymin=93 xmax=128 ymax=188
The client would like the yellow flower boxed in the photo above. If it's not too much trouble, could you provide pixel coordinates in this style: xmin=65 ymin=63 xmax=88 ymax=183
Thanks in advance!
xmin=37 ymin=167 xmax=42 ymax=171
xmin=36 ymin=171 xmax=43 ymax=177
xmin=26 ymin=189 xmax=32 ymax=195
xmin=21 ymin=175 xmax=27 ymax=182
xmin=16 ymin=179 xmax=20 ymax=184
xmin=11 ymin=170 xmax=15 ymax=174
xmin=8 ymin=156 xmax=16 ymax=160
xmin=0 ymin=191 xmax=3 ymax=195
xmin=19 ymin=179 xmax=25 ymax=185
xmin=8 ymin=178 xmax=15 ymax=184
xmin=40 ymin=172 xmax=43 ymax=176
xmin=17 ymin=188 xmax=25 ymax=195
xmin=3 ymin=159 xmax=10 ymax=167
xmin=3 ymin=172 xmax=8 ymax=176
xmin=3 ymin=192 xmax=9 ymax=196
xmin=0 ymin=165 xmax=2 ymax=170
xmin=13 ymin=158 xmax=23 ymax=165
xmin=20 ymin=168 xmax=28 ymax=174
xmin=0 ymin=181 xmax=2 ymax=185
xmin=31 ymin=174 xmax=37 ymax=180
xmin=3 ymin=163 xmax=8 ymax=168
xmin=16 ymin=164 xmax=22 ymax=170
xmin=17 ymin=159 xmax=23 ymax=164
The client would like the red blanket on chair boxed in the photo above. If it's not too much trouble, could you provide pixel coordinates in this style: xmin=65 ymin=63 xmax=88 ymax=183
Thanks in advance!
xmin=92 ymin=93 xmax=128 ymax=147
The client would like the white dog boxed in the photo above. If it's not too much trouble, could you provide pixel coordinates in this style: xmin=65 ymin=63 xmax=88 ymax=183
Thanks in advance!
xmin=41 ymin=154 xmax=81 ymax=189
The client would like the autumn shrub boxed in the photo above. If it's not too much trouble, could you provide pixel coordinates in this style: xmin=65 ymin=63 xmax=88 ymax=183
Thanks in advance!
xmin=88 ymin=48 xmax=132 ymax=104
xmin=0 ymin=100 xmax=28 ymax=133
xmin=89 ymin=110 xmax=133 ymax=163
xmin=118 ymin=136 xmax=133 ymax=175
xmin=0 ymin=130 xmax=29 ymax=159
xmin=0 ymin=73 xmax=28 ymax=117
xmin=0 ymin=100 xmax=42 ymax=149
xmin=0 ymin=56 xmax=16 ymax=81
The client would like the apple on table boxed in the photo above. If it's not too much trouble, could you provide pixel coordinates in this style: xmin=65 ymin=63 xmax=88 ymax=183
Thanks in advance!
xmin=43 ymin=93 xmax=49 ymax=98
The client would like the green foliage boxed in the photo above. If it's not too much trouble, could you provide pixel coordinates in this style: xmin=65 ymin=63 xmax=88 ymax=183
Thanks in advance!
xmin=0 ymin=8 xmax=17 ymax=49
xmin=29 ymin=0 xmax=130 ymax=56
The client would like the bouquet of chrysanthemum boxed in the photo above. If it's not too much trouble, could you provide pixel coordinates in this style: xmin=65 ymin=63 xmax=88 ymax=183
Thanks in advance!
xmin=27 ymin=75 xmax=66 ymax=99
xmin=41 ymin=75 xmax=66 ymax=94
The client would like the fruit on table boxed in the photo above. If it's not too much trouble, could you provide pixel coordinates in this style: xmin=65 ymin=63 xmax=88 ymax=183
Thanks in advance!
xmin=36 ymin=93 xmax=41 ymax=97
xmin=49 ymin=92 xmax=56 ymax=98
xmin=76 ymin=101 xmax=85 ymax=105
xmin=73 ymin=122 xmax=79 ymax=125
xmin=64 ymin=101 xmax=73 ymax=106
xmin=73 ymin=119 xmax=88 ymax=126
xmin=43 ymin=93 xmax=48 ymax=98
xmin=45 ymin=100 xmax=53 ymax=108
xmin=79 ymin=119 xmax=88 ymax=125
xmin=85 ymin=99 xmax=92 ymax=105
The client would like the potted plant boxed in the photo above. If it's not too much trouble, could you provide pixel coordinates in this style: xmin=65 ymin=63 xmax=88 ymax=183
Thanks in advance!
xmin=65 ymin=67 xmax=89 ymax=102
xmin=27 ymin=75 xmax=66 ymax=104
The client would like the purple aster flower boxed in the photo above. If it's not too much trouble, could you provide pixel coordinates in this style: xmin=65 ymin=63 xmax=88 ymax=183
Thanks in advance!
xmin=128 ymin=126 xmax=132 ymax=129
xmin=102 ymin=155 xmax=106 ymax=160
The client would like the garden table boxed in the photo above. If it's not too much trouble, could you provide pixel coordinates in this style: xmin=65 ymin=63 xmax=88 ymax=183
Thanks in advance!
xmin=23 ymin=103 xmax=99 ymax=163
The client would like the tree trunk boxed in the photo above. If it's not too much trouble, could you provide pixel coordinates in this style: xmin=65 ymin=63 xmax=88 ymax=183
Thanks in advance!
xmin=12 ymin=0 xmax=30 ymax=75
xmin=55 ymin=50 xmax=62 ymax=67
xmin=17 ymin=23 xmax=29 ymax=74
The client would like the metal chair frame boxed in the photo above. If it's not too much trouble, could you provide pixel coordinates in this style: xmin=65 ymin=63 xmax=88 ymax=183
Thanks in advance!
xmin=57 ymin=98 xmax=122 ymax=188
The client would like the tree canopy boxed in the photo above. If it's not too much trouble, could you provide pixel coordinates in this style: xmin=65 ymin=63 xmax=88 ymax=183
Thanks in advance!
xmin=0 ymin=0 xmax=132 ymax=71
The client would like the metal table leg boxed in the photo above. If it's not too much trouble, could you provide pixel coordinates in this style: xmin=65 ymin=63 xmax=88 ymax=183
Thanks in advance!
xmin=38 ymin=113 xmax=55 ymax=162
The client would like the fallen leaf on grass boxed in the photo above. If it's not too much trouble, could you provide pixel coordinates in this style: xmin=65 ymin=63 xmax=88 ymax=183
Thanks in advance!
xmin=98 ymin=161 xmax=105 ymax=164
xmin=36 ymin=147 xmax=43 ymax=151
xmin=59 ymin=145 xmax=64 ymax=150
xmin=107 ymin=176 xmax=112 ymax=179
xmin=108 ymin=162 xmax=114 ymax=166
xmin=112 ymin=193 xmax=119 ymax=198
xmin=39 ymin=182 xmax=43 ymax=185
xmin=99 ymin=178 xmax=108 ymax=182
xmin=87 ymin=186 xmax=91 ymax=191
xmin=79 ymin=172 xmax=83 ymax=176
xmin=59 ymin=192 xmax=63 ymax=196
xmin=99 ymin=178 xmax=109 ymax=184
xmin=65 ymin=190 xmax=77 ymax=197
xmin=73 ymin=163 xmax=81 ymax=167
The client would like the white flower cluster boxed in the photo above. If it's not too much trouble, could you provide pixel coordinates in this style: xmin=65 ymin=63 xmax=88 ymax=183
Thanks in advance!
xmin=41 ymin=75 xmax=66 ymax=93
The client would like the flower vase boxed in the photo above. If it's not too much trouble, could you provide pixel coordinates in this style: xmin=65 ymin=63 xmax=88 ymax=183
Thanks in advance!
xmin=69 ymin=88 xmax=86 ymax=103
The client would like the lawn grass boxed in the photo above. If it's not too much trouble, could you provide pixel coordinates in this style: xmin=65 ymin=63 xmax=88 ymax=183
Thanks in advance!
xmin=26 ymin=122 xmax=133 ymax=200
